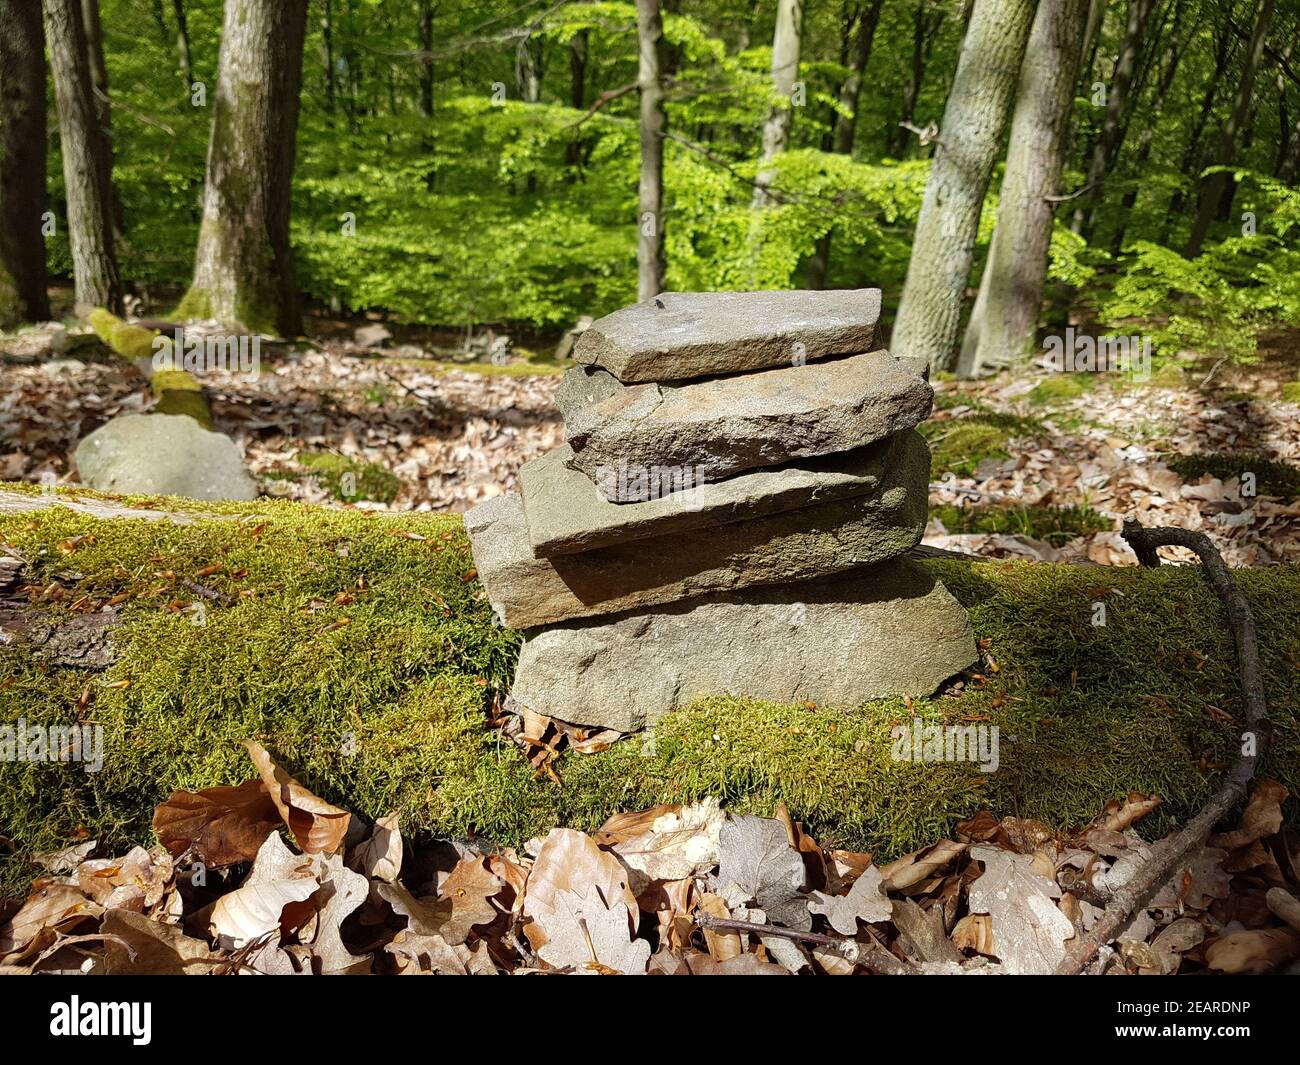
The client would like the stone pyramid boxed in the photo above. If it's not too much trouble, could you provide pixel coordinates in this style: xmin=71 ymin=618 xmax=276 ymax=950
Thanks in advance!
xmin=465 ymin=289 xmax=976 ymax=733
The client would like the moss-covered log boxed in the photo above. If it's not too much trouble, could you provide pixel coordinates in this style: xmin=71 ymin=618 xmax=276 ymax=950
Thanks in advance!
xmin=87 ymin=308 xmax=214 ymax=429
xmin=1 ymin=487 xmax=1298 ymax=899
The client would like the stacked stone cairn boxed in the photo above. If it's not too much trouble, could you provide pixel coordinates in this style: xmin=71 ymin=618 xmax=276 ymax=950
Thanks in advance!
xmin=465 ymin=290 xmax=976 ymax=734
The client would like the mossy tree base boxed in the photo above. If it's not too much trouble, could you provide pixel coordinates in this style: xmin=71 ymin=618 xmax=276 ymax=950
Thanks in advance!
xmin=1 ymin=488 xmax=1298 ymax=898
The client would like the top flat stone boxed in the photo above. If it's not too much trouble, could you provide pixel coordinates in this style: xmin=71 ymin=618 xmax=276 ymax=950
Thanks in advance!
xmin=573 ymin=289 xmax=882 ymax=382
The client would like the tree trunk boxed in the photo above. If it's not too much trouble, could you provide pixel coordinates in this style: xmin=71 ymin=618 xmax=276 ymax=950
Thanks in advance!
xmin=636 ymin=0 xmax=666 ymax=300
xmin=891 ymin=0 xmax=1037 ymax=375
xmin=44 ymin=0 xmax=122 ymax=313
xmin=806 ymin=0 xmax=883 ymax=289
xmin=832 ymin=0 xmax=883 ymax=157
xmin=1162 ymin=7 xmax=1235 ymax=237
xmin=417 ymin=0 xmax=433 ymax=118
xmin=565 ymin=28 xmax=589 ymax=171
xmin=1071 ymin=0 xmax=1158 ymax=238
xmin=893 ymin=0 xmax=946 ymax=157
xmin=1186 ymin=0 xmax=1276 ymax=256
xmin=79 ymin=0 xmax=123 ymax=235
xmin=516 ymin=33 xmax=543 ymax=103
xmin=178 ymin=0 xmax=307 ymax=337
xmin=751 ymin=0 xmax=802 ymax=209
xmin=172 ymin=0 xmax=194 ymax=89
xmin=1109 ymin=2 xmax=1189 ymax=254
xmin=0 ymin=0 xmax=51 ymax=326
xmin=957 ymin=0 xmax=1089 ymax=378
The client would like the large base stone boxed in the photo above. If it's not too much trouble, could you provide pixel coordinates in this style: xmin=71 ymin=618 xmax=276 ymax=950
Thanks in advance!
xmin=573 ymin=289 xmax=882 ymax=382
xmin=510 ymin=560 xmax=977 ymax=733
xmin=465 ymin=431 xmax=928 ymax=628
xmin=74 ymin=414 xmax=258 ymax=501
xmin=564 ymin=350 xmax=932 ymax=496
xmin=521 ymin=432 xmax=911 ymax=557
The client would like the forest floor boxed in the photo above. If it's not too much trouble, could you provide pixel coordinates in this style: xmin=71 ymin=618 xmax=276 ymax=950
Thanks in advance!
xmin=3 ymin=319 xmax=1299 ymax=567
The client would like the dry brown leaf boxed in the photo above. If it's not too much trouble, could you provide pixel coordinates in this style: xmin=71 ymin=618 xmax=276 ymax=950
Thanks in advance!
xmin=880 ymin=839 xmax=966 ymax=892
xmin=951 ymin=913 xmax=995 ymax=954
xmin=0 ymin=882 xmax=102 ymax=959
xmin=1205 ymin=928 xmax=1300 ymax=973
xmin=698 ymin=892 xmax=741 ymax=961
xmin=100 ymin=910 xmax=222 ymax=975
xmin=1099 ymin=792 xmax=1162 ymax=833
xmin=244 ymin=740 xmax=351 ymax=855
xmin=807 ymin=865 xmax=891 ymax=934
xmin=152 ymin=780 xmax=281 ymax=868
xmin=437 ymin=854 xmax=504 ymax=945
xmin=347 ymin=811 xmax=402 ymax=882
xmin=520 ymin=828 xmax=637 ymax=950
xmin=535 ymin=887 xmax=650 ymax=974
xmin=1209 ymin=778 xmax=1288 ymax=850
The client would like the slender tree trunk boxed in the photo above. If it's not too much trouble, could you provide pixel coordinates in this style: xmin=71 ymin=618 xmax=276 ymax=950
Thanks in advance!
xmin=151 ymin=0 xmax=167 ymax=41
xmin=835 ymin=0 xmax=884 ymax=156
xmin=417 ymin=0 xmax=433 ymax=118
xmin=893 ymin=0 xmax=945 ymax=157
xmin=565 ymin=28 xmax=589 ymax=171
xmin=80 ymin=0 xmax=124 ymax=236
xmin=0 ymin=0 xmax=50 ymax=326
xmin=891 ymin=0 xmax=1037 ymax=375
xmin=1186 ymin=0 xmax=1275 ymax=256
xmin=178 ymin=0 xmax=307 ymax=336
xmin=636 ymin=0 xmax=666 ymax=300
xmin=806 ymin=0 xmax=883 ymax=289
xmin=751 ymin=0 xmax=802 ymax=209
xmin=516 ymin=34 xmax=542 ymax=103
xmin=1109 ymin=3 xmax=1188 ymax=254
xmin=172 ymin=0 xmax=194 ymax=89
xmin=1071 ymin=0 xmax=1158 ymax=238
xmin=1163 ymin=7 xmax=1235 ymax=236
xmin=957 ymin=0 xmax=1089 ymax=378
xmin=44 ymin=0 xmax=121 ymax=313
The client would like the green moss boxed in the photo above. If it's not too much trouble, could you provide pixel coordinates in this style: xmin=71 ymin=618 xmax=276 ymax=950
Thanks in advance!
xmin=1149 ymin=362 xmax=1188 ymax=389
xmin=1168 ymin=452 xmax=1300 ymax=501
xmin=173 ymin=288 xmax=214 ymax=323
xmin=2 ymin=491 xmax=1298 ymax=898
xmin=150 ymin=370 xmax=202 ymax=394
xmin=1029 ymin=374 xmax=1095 ymax=405
xmin=922 ymin=420 xmax=1011 ymax=478
xmin=931 ymin=503 xmax=1110 ymax=547
xmin=89 ymin=308 xmax=161 ymax=361
xmin=298 ymin=451 xmax=402 ymax=504
xmin=1280 ymin=381 xmax=1300 ymax=404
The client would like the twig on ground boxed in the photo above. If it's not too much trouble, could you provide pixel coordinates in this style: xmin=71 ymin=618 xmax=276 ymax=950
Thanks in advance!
xmin=1055 ymin=518 xmax=1268 ymax=974
xmin=696 ymin=912 xmax=918 ymax=975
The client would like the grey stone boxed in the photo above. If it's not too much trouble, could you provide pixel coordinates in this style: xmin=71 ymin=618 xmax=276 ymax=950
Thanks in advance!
xmin=573 ymin=289 xmax=882 ymax=382
xmin=553 ymin=366 xmax=623 ymax=428
xmin=521 ymin=432 xmax=909 ymax=557
xmin=74 ymin=413 xmax=258 ymax=501
xmin=510 ymin=560 xmax=977 ymax=732
xmin=465 ymin=431 xmax=928 ymax=628
xmin=565 ymin=349 xmax=932 ymax=496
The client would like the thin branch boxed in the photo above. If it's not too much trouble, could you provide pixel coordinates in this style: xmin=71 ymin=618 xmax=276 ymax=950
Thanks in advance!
xmin=1055 ymin=518 xmax=1268 ymax=974
xmin=565 ymin=81 xmax=637 ymax=130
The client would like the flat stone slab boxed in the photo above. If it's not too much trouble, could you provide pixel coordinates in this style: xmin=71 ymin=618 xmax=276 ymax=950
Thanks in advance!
xmin=574 ymin=289 xmax=882 ymax=383
xmin=510 ymin=560 xmax=976 ymax=733
xmin=74 ymin=414 xmax=258 ymax=501
xmin=465 ymin=431 xmax=928 ymax=628
xmin=564 ymin=350 xmax=931 ymax=497
xmin=521 ymin=432 xmax=909 ymax=557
